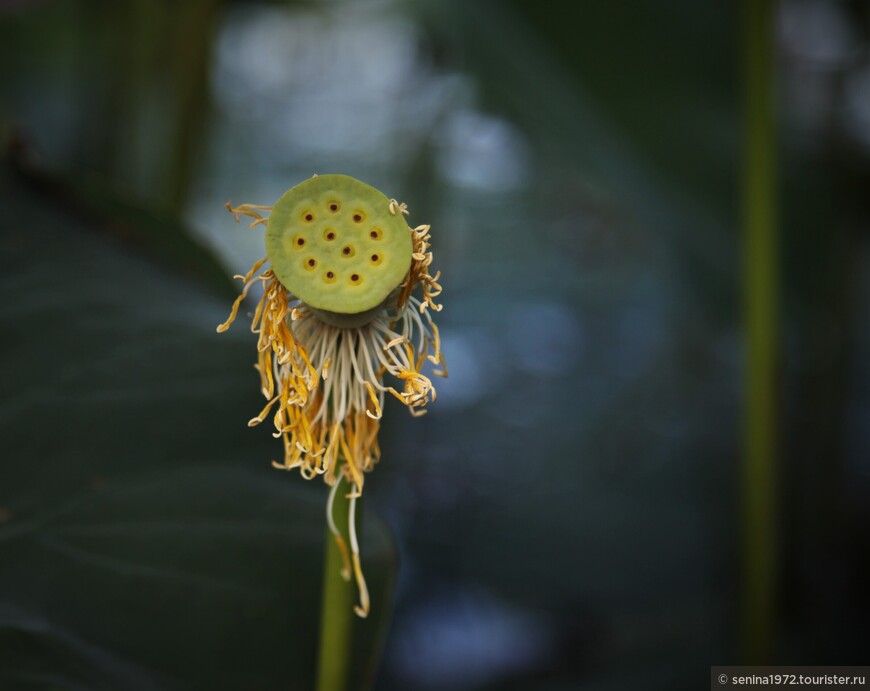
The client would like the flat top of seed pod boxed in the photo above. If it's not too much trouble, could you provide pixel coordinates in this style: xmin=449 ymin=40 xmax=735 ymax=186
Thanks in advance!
xmin=265 ymin=175 xmax=414 ymax=315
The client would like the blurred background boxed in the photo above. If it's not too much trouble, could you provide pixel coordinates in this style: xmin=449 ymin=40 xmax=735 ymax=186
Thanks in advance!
xmin=1 ymin=0 xmax=869 ymax=689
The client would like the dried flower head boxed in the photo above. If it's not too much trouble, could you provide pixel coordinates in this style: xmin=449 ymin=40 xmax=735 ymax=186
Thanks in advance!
xmin=217 ymin=174 xmax=445 ymax=617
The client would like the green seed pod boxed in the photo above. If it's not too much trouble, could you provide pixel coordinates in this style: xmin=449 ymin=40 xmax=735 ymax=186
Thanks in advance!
xmin=265 ymin=174 xmax=413 ymax=326
xmin=220 ymin=174 xmax=445 ymax=619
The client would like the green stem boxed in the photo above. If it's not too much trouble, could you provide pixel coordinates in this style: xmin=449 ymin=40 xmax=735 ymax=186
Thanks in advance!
xmin=315 ymin=488 xmax=354 ymax=691
xmin=165 ymin=0 xmax=221 ymax=215
xmin=741 ymin=0 xmax=778 ymax=664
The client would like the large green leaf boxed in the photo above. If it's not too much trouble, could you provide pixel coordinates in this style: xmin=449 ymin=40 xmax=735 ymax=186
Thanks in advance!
xmin=0 ymin=162 xmax=395 ymax=690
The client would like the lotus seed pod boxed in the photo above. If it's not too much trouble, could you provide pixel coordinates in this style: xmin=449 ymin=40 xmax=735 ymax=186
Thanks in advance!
xmin=219 ymin=174 xmax=445 ymax=619
xmin=265 ymin=174 xmax=413 ymax=323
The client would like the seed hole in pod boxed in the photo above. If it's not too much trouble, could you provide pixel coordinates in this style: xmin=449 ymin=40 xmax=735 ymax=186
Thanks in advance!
xmin=324 ymin=229 xmax=336 ymax=241
xmin=324 ymin=270 xmax=336 ymax=283
xmin=305 ymin=258 xmax=317 ymax=271
xmin=303 ymin=211 xmax=314 ymax=222
xmin=328 ymin=201 xmax=340 ymax=212
xmin=342 ymin=245 xmax=355 ymax=257
xmin=352 ymin=212 xmax=364 ymax=223
xmin=370 ymin=253 xmax=382 ymax=265
xmin=369 ymin=228 xmax=382 ymax=240
xmin=350 ymin=273 xmax=361 ymax=284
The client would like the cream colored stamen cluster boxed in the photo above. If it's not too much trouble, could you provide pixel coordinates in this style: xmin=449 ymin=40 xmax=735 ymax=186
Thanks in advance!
xmin=218 ymin=197 xmax=445 ymax=618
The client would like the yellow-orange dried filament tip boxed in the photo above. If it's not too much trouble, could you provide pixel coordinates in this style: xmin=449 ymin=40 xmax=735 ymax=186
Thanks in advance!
xmin=218 ymin=175 xmax=445 ymax=617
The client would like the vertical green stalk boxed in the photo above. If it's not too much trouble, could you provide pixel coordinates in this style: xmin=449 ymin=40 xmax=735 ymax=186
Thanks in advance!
xmin=741 ymin=0 xmax=778 ymax=664
xmin=316 ymin=489 xmax=353 ymax=691
xmin=165 ymin=0 xmax=221 ymax=215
